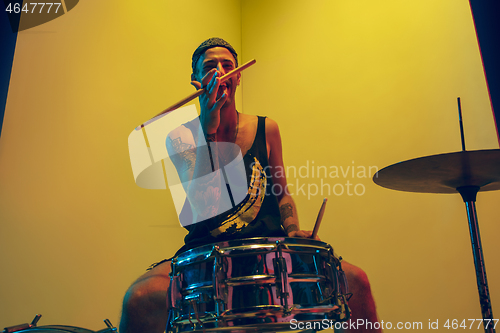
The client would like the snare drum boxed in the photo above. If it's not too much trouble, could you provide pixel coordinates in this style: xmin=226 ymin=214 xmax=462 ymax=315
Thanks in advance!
xmin=168 ymin=237 xmax=350 ymax=333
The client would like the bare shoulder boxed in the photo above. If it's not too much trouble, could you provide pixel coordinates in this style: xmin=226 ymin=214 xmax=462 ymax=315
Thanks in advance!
xmin=166 ymin=124 xmax=196 ymax=153
xmin=264 ymin=117 xmax=283 ymax=159
xmin=167 ymin=122 xmax=194 ymax=139
xmin=265 ymin=117 xmax=281 ymax=139
xmin=167 ymin=126 xmax=186 ymax=140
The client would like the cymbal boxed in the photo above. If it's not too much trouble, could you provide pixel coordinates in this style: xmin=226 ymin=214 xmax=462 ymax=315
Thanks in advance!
xmin=373 ymin=149 xmax=500 ymax=194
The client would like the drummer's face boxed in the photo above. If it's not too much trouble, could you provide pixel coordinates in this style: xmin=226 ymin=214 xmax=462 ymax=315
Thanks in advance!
xmin=192 ymin=47 xmax=240 ymax=104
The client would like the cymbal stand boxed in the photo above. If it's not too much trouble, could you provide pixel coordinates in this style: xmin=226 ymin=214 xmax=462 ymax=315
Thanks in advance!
xmin=457 ymin=98 xmax=495 ymax=333
xmin=457 ymin=186 xmax=495 ymax=333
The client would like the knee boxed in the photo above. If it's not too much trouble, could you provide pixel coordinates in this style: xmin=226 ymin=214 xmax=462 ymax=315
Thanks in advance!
xmin=342 ymin=261 xmax=372 ymax=295
xmin=121 ymin=276 xmax=170 ymax=315
xmin=122 ymin=283 xmax=153 ymax=315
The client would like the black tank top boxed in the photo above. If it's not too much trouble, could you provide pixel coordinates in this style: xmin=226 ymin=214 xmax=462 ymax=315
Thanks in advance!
xmin=176 ymin=116 xmax=285 ymax=254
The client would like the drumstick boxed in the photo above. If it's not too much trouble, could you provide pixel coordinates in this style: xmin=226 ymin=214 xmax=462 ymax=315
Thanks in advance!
xmin=135 ymin=59 xmax=257 ymax=130
xmin=312 ymin=198 xmax=327 ymax=239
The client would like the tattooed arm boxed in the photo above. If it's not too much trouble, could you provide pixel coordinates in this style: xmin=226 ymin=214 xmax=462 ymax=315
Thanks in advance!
xmin=279 ymin=200 xmax=300 ymax=236
xmin=266 ymin=118 xmax=319 ymax=239
xmin=166 ymin=125 xmax=223 ymax=220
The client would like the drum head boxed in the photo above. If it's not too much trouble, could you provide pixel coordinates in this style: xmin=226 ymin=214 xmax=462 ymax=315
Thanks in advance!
xmin=13 ymin=326 xmax=96 ymax=333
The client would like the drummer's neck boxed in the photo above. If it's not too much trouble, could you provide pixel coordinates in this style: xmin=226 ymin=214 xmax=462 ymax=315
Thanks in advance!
xmin=217 ymin=105 xmax=238 ymax=136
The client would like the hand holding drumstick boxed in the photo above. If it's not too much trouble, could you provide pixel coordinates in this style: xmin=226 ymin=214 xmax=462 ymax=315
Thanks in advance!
xmin=135 ymin=59 xmax=256 ymax=130
xmin=311 ymin=198 xmax=327 ymax=240
xmin=285 ymin=198 xmax=326 ymax=240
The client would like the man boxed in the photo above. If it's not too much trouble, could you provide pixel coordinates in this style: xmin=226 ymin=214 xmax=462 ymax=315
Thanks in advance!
xmin=120 ymin=38 xmax=380 ymax=333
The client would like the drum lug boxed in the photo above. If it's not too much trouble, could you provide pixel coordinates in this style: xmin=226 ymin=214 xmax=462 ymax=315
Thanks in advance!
xmin=274 ymin=240 xmax=292 ymax=316
xmin=183 ymin=299 xmax=202 ymax=331
xmin=167 ymin=273 xmax=183 ymax=333
xmin=324 ymin=262 xmax=335 ymax=296
xmin=212 ymin=244 xmax=227 ymax=321
xmin=324 ymin=247 xmax=339 ymax=300
xmin=337 ymin=255 xmax=344 ymax=269
xmin=338 ymin=294 xmax=352 ymax=321
xmin=98 ymin=319 xmax=118 ymax=333
xmin=331 ymin=255 xmax=351 ymax=322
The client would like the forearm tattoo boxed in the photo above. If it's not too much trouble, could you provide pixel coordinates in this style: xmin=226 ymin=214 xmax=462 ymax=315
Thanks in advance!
xmin=285 ymin=224 xmax=298 ymax=234
xmin=280 ymin=203 xmax=293 ymax=223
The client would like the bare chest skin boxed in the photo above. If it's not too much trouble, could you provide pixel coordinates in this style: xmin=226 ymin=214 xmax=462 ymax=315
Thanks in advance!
xmin=234 ymin=114 xmax=264 ymax=158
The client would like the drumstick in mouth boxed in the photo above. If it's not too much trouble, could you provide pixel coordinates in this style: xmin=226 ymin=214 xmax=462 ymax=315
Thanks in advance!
xmin=135 ymin=59 xmax=257 ymax=130
xmin=312 ymin=198 xmax=327 ymax=239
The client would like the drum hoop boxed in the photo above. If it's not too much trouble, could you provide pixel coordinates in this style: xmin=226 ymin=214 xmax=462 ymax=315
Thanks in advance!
xmin=173 ymin=237 xmax=333 ymax=265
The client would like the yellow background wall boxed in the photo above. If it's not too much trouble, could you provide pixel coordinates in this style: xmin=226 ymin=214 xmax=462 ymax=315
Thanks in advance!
xmin=1 ymin=0 xmax=499 ymax=330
